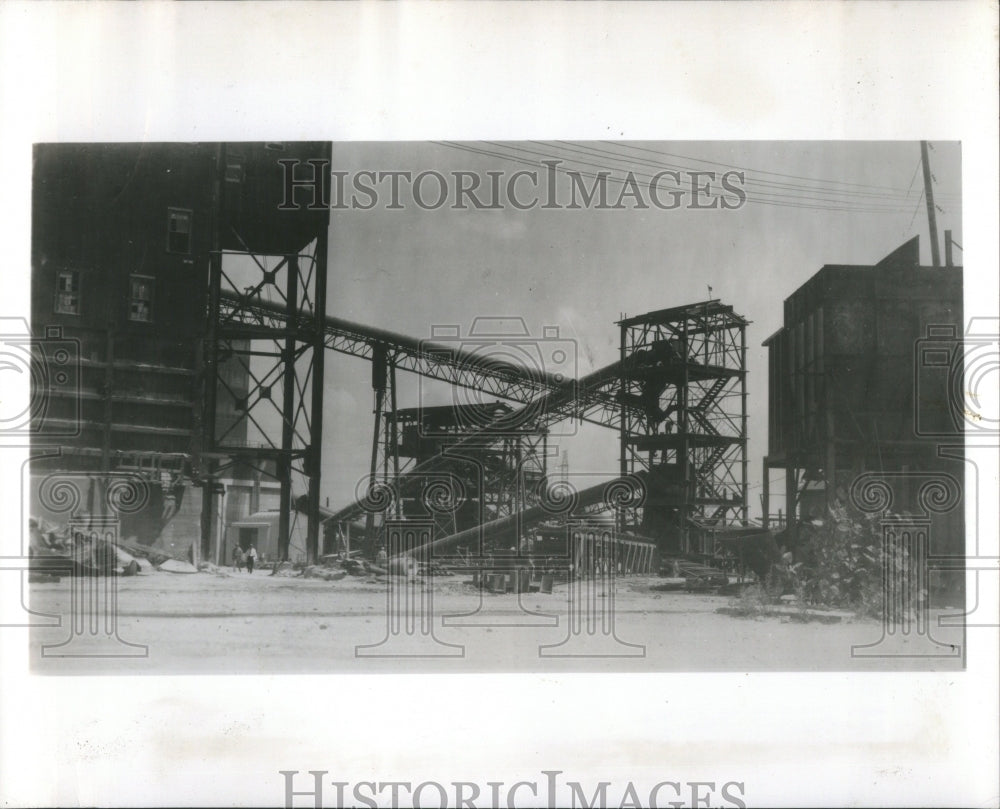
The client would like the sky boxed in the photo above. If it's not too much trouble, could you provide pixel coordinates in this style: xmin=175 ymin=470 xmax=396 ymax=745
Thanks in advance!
xmin=249 ymin=140 xmax=963 ymax=518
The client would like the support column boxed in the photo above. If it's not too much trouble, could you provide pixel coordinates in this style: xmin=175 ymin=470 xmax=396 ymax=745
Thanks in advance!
xmin=740 ymin=324 xmax=749 ymax=523
xmin=785 ymin=462 xmax=798 ymax=542
xmin=825 ymin=409 xmax=837 ymax=512
xmin=389 ymin=358 xmax=400 ymax=519
xmin=365 ymin=346 xmax=387 ymax=550
xmin=307 ymin=229 xmax=329 ymax=564
xmin=679 ymin=321 xmax=690 ymax=552
xmin=278 ymin=254 xmax=298 ymax=562
xmin=200 ymin=143 xmax=225 ymax=562
xmin=618 ymin=321 xmax=627 ymax=534
xmin=762 ymin=458 xmax=770 ymax=529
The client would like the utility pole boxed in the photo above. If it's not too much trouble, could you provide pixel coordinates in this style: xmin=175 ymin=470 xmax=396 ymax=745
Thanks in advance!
xmin=920 ymin=141 xmax=941 ymax=267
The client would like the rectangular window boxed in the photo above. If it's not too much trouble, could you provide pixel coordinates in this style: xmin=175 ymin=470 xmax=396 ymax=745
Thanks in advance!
xmin=225 ymin=149 xmax=246 ymax=184
xmin=224 ymin=159 xmax=245 ymax=184
xmin=54 ymin=270 xmax=80 ymax=315
xmin=166 ymin=207 xmax=193 ymax=254
xmin=128 ymin=274 xmax=154 ymax=322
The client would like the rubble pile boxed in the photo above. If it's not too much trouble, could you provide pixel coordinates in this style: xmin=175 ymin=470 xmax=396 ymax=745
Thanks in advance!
xmin=28 ymin=516 xmax=199 ymax=579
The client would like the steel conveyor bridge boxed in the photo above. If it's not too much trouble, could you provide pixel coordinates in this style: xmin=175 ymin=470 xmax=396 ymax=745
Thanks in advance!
xmin=218 ymin=289 xmax=640 ymax=525
xmin=218 ymin=289 xmax=626 ymax=425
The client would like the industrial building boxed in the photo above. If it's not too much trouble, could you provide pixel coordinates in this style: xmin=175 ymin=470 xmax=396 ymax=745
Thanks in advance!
xmin=29 ymin=142 xmax=964 ymax=597
xmin=761 ymin=236 xmax=965 ymax=580
xmin=30 ymin=142 xmax=758 ymax=571
xmin=30 ymin=142 xmax=331 ymax=560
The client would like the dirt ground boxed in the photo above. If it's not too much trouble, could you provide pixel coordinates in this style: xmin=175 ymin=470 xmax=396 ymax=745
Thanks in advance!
xmin=25 ymin=568 xmax=965 ymax=674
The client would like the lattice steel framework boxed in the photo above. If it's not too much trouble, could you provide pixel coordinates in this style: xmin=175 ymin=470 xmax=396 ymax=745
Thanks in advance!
xmin=199 ymin=144 xmax=331 ymax=564
xmin=326 ymin=356 xmax=636 ymax=527
xmin=373 ymin=400 xmax=548 ymax=545
xmin=218 ymin=293 xmax=643 ymax=529
xmin=617 ymin=300 xmax=748 ymax=553
xmin=217 ymin=289 xmax=626 ymax=426
xmin=212 ymin=286 xmax=748 ymax=557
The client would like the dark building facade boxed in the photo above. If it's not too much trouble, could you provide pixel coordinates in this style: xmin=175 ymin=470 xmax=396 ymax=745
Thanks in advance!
xmin=29 ymin=142 xmax=329 ymax=556
xmin=762 ymin=237 xmax=964 ymax=576
xmin=32 ymin=143 xmax=219 ymax=459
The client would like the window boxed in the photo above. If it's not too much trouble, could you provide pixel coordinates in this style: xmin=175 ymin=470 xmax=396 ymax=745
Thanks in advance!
xmin=225 ymin=148 xmax=246 ymax=184
xmin=166 ymin=207 xmax=193 ymax=254
xmin=224 ymin=158 xmax=245 ymax=184
xmin=54 ymin=270 xmax=80 ymax=315
xmin=128 ymin=275 xmax=154 ymax=322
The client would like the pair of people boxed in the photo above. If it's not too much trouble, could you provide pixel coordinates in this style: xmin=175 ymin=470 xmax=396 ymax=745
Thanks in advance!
xmin=231 ymin=544 xmax=259 ymax=573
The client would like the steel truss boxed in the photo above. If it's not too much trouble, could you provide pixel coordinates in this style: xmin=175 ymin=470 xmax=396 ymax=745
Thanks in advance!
xmin=217 ymin=290 xmax=626 ymax=427
xmin=617 ymin=300 xmax=749 ymax=553
xmin=214 ymin=277 xmax=747 ymax=558
xmin=374 ymin=399 xmax=548 ymax=545
xmin=325 ymin=354 xmax=640 ymax=528
xmin=200 ymin=146 xmax=330 ymax=563
xmin=217 ymin=294 xmax=641 ymax=532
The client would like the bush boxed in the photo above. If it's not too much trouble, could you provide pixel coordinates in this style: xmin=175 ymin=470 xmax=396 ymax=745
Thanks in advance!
xmin=731 ymin=581 xmax=771 ymax=616
xmin=792 ymin=505 xmax=920 ymax=618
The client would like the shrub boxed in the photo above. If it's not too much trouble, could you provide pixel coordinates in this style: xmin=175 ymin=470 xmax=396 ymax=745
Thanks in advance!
xmin=792 ymin=504 xmax=921 ymax=618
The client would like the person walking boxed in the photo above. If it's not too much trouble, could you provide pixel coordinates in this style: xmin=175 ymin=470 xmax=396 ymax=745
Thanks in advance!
xmin=246 ymin=544 xmax=258 ymax=574
xmin=232 ymin=544 xmax=244 ymax=572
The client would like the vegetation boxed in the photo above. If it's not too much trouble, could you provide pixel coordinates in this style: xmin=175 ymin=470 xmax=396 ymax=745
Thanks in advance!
xmin=734 ymin=504 xmax=919 ymax=620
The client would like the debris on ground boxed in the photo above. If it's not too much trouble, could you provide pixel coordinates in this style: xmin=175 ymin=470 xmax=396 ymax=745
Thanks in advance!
xmin=387 ymin=555 xmax=418 ymax=577
xmin=117 ymin=540 xmax=181 ymax=568
xmin=196 ymin=562 xmax=232 ymax=577
xmin=28 ymin=515 xmax=158 ymax=576
xmin=303 ymin=565 xmax=348 ymax=582
xmin=717 ymin=580 xmax=755 ymax=597
xmin=716 ymin=604 xmax=852 ymax=624
xmin=321 ymin=551 xmax=364 ymax=565
xmin=270 ymin=563 xmax=302 ymax=578
xmin=158 ymin=558 xmax=198 ymax=574
xmin=650 ymin=578 xmax=688 ymax=592
xmin=660 ymin=558 xmax=729 ymax=589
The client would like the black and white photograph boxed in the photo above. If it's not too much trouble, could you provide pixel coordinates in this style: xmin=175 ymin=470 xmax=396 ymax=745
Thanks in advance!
xmin=23 ymin=139 xmax=970 ymax=674
xmin=0 ymin=3 xmax=997 ymax=807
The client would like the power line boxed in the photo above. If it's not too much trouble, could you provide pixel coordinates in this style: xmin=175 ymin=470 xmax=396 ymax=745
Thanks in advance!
xmin=477 ymin=140 xmax=954 ymax=211
xmin=907 ymin=188 xmax=925 ymax=231
xmin=435 ymin=141 xmax=939 ymax=215
xmin=438 ymin=141 xmax=899 ymax=213
xmin=606 ymin=140 xmax=962 ymax=199
xmin=904 ymin=157 xmax=922 ymax=196
xmin=438 ymin=140 xmax=927 ymax=215
xmin=548 ymin=140 xmax=952 ymax=204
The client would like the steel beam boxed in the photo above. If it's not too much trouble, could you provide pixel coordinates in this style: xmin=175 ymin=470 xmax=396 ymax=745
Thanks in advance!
xmin=306 ymin=227 xmax=328 ymax=563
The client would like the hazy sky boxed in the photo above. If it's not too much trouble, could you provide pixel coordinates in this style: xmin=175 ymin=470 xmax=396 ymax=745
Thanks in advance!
xmin=263 ymin=141 xmax=963 ymax=517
